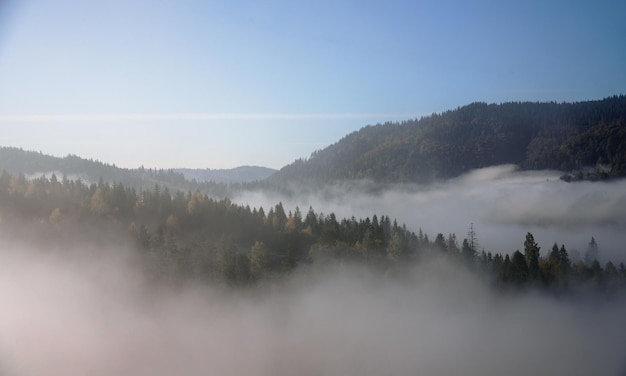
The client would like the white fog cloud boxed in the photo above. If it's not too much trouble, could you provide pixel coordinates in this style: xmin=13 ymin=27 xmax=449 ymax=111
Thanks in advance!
xmin=2 ymin=166 xmax=625 ymax=375
xmin=0 ymin=244 xmax=624 ymax=376
xmin=234 ymin=165 xmax=626 ymax=262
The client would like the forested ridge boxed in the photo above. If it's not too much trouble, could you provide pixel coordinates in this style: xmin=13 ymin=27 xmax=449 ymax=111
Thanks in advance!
xmin=271 ymin=95 xmax=626 ymax=184
xmin=4 ymin=96 xmax=626 ymax=195
xmin=0 ymin=146 xmax=240 ymax=197
xmin=173 ymin=166 xmax=277 ymax=184
xmin=1 ymin=170 xmax=624 ymax=292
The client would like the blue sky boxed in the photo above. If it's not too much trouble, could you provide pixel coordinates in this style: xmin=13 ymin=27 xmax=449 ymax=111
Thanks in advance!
xmin=0 ymin=0 xmax=624 ymax=169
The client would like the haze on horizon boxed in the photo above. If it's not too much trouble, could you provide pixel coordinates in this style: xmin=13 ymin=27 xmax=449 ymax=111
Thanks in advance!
xmin=1 ymin=0 xmax=625 ymax=169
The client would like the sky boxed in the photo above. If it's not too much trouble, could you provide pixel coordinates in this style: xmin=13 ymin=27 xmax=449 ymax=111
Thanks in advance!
xmin=0 ymin=0 xmax=624 ymax=169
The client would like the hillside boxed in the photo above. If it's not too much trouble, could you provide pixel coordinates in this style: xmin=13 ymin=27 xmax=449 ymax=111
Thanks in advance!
xmin=270 ymin=96 xmax=626 ymax=184
xmin=1 ymin=168 xmax=623 ymax=290
xmin=2 ymin=96 xmax=625 ymax=191
xmin=174 ymin=166 xmax=277 ymax=184
xmin=0 ymin=147 xmax=249 ymax=197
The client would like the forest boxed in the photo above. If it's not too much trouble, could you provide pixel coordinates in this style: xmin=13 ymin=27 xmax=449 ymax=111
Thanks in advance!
xmin=1 ymin=169 xmax=624 ymax=293
xmin=2 ymin=97 xmax=625 ymax=202
xmin=271 ymin=95 xmax=626 ymax=185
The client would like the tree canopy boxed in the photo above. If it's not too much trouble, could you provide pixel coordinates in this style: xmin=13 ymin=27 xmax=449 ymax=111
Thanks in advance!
xmin=271 ymin=96 xmax=626 ymax=185
xmin=0 ymin=170 xmax=624 ymax=292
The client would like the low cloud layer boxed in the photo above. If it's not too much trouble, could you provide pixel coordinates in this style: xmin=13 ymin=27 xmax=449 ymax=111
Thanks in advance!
xmin=1 ymin=243 xmax=625 ymax=375
xmin=235 ymin=165 xmax=626 ymax=262
xmin=2 ymin=166 xmax=625 ymax=375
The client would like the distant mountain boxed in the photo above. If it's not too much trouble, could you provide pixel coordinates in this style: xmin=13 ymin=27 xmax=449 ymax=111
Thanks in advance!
xmin=0 ymin=147 xmax=138 ymax=184
xmin=270 ymin=95 xmax=626 ymax=185
xmin=3 ymin=95 xmax=624 ymax=192
xmin=174 ymin=166 xmax=277 ymax=184
xmin=0 ymin=147 xmax=252 ymax=197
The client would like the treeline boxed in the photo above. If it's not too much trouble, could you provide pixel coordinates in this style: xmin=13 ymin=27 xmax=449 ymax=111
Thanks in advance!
xmin=271 ymin=95 xmax=626 ymax=185
xmin=0 ymin=170 xmax=624 ymax=291
xmin=4 ymin=96 xmax=625 ymax=194
xmin=0 ymin=146 xmax=244 ymax=198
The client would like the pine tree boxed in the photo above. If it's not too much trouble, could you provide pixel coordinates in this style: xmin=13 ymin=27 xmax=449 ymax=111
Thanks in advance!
xmin=434 ymin=233 xmax=447 ymax=252
xmin=585 ymin=237 xmax=599 ymax=265
xmin=461 ymin=239 xmax=476 ymax=265
xmin=546 ymin=243 xmax=560 ymax=284
xmin=557 ymin=245 xmax=571 ymax=283
xmin=511 ymin=250 xmax=529 ymax=284
xmin=467 ymin=222 xmax=479 ymax=256
xmin=447 ymin=233 xmax=459 ymax=254
xmin=249 ymin=241 xmax=269 ymax=278
xmin=524 ymin=232 xmax=540 ymax=281
xmin=387 ymin=231 xmax=404 ymax=260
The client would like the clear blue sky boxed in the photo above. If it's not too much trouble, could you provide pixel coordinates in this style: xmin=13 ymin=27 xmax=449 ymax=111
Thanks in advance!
xmin=0 ymin=0 xmax=624 ymax=169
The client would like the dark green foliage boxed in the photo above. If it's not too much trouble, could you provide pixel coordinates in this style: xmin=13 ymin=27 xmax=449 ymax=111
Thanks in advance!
xmin=585 ymin=237 xmax=600 ymax=265
xmin=545 ymin=243 xmax=561 ymax=284
xmin=461 ymin=239 xmax=476 ymax=265
xmin=270 ymin=96 xmax=626 ymax=185
xmin=386 ymin=231 xmax=404 ymax=261
xmin=558 ymin=245 xmax=572 ymax=280
xmin=434 ymin=233 xmax=447 ymax=252
xmin=509 ymin=251 xmax=529 ymax=285
xmin=0 ymin=147 xmax=241 ymax=198
xmin=249 ymin=241 xmax=269 ymax=278
xmin=0 ymin=170 xmax=623 ymax=293
xmin=0 ymin=170 xmax=421 ymax=283
xmin=524 ymin=232 xmax=541 ymax=281
xmin=446 ymin=234 xmax=459 ymax=255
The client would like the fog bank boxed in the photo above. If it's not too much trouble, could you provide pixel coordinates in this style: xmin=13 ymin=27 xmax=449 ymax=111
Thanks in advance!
xmin=1 ymin=242 xmax=625 ymax=375
xmin=235 ymin=165 xmax=626 ymax=262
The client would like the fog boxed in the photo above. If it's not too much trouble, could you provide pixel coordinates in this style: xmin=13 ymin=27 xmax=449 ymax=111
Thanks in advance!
xmin=1 ymin=240 xmax=625 ymax=375
xmin=236 ymin=165 xmax=626 ymax=263
xmin=2 ymin=165 xmax=626 ymax=375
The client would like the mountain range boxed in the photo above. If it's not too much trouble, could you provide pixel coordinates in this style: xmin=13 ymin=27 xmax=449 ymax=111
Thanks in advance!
xmin=173 ymin=166 xmax=277 ymax=184
xmin=270 ymin=95 xmax=625 ymax=185
xmin=0 ymin=147 xmax=258 ymax=197
xmin=1 ymin=95 xmax=624 ymax=193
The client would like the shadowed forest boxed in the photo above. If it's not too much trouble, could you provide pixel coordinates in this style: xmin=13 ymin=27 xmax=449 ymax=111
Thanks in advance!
xmin=1 ymin=170 xmax=624 ymax=292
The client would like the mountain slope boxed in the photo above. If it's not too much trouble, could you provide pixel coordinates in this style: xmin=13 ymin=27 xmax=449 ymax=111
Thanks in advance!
xmin=269 ymin=96 xmax=626 ymax=184
xmin=174 ymin=166 xmax=277 ymax=184
xmin=0 ymin=147 xmax=255 ymax=196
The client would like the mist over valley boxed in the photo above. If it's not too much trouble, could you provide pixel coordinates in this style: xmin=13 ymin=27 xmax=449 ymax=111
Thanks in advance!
xmin=2 ymin=240 xmax=625 ymax=376
xmin=1 ymin=97 xmax=626 ymax=375
xmin=236 ymin=164 xmax=626 ymax=263
xmin=2 ymin=0 xmax=626 ymax=372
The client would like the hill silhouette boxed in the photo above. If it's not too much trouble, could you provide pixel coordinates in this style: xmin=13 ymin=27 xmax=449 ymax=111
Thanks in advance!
xmin=270 ymin=96 xmax=626 ymax=184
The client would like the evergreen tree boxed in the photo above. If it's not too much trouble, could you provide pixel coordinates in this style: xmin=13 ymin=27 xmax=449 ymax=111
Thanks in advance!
xmin=546 ymin=243 xmax=560 ymax=284
xmin=434 ymin=233 xmax=447 ymax=252
xmin=585 ymin=237 xmax=599 ymax=265
xmin=492 ymin=253 xmax=504 ymax=275
xmin=467 ymin=222 xmax=479 ymax=256
xmin=461 ymin=238 xmax=476 ymax=265
xmin=500 ymin=254 xmax=512 ymax=282
xmin=304 ymin=206 xmax=318 ymax=234
xmin=605 ymin=261 xmax=618 ymax=280
xmin=386 ymin=231 xmax=404 ymax=261
xmin=446 ymin=233 xmax=459 ymax=254
xmin=249 ymin=241 xmax=269 ymax=278
xmin=557 ymin=245 xmax=571 ymax=282
xmin=282 ymin=243 xmax=297 ymax=272
xmin=524 ymin=232 xmax=541 ymax=281
xmin=217 ymin=236 xmax=250 ymax=284
xmin=510 ymin=250 xmax=529 ymax=284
